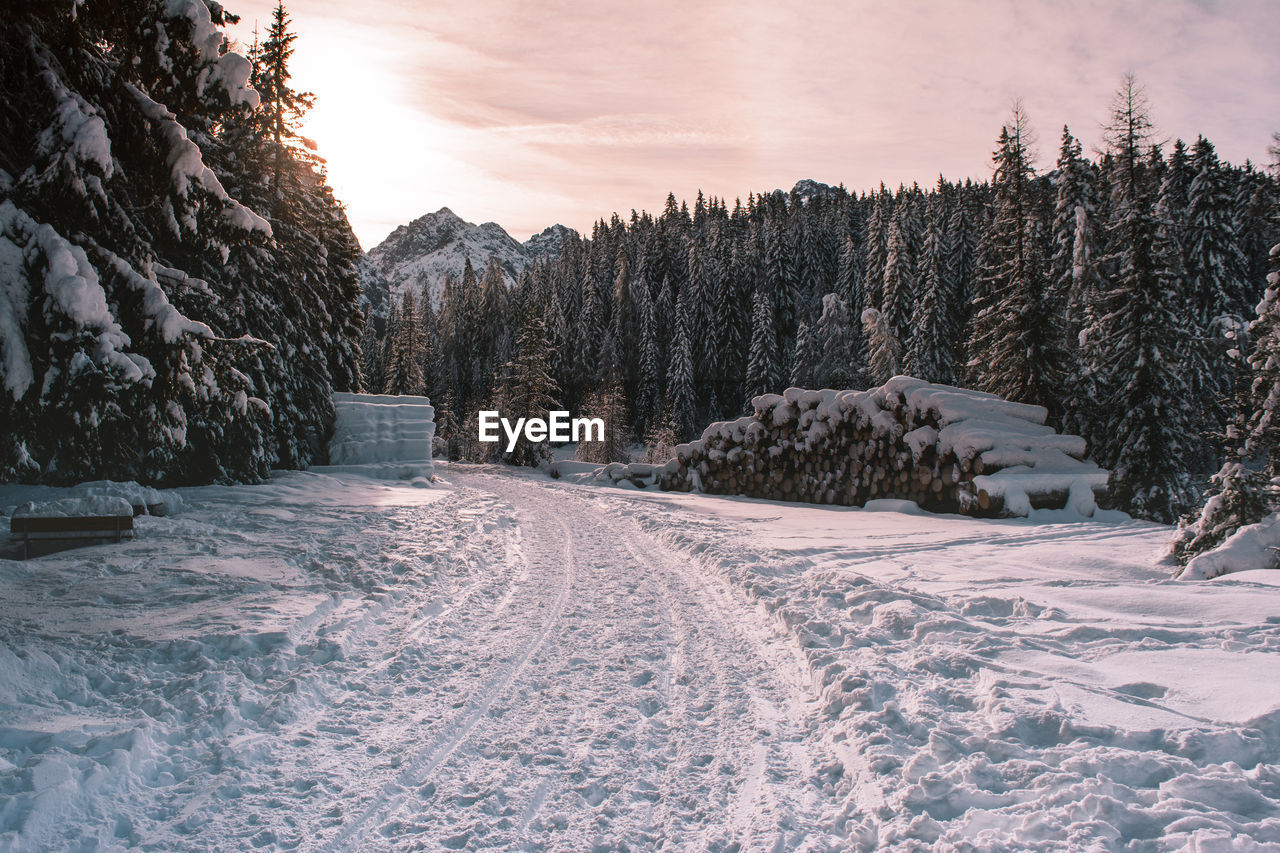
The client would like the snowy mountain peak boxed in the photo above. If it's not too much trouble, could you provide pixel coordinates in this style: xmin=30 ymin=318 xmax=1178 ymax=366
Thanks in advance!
xmin=789 ymin=179 xmax=842 ymax=203
xmin=364 ymin=209 xmax=576 ymax=312
xmin=524 ymin=224 xmax=576 ymax=260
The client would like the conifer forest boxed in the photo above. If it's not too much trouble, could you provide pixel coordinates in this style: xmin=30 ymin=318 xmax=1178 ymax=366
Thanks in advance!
xmin=370 ymin=91 xmax=1280 ymax=529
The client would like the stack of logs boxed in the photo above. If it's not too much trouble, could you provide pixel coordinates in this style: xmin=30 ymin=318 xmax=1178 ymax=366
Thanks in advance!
xmin=649 ymin=377 xmax=1109 ymax=517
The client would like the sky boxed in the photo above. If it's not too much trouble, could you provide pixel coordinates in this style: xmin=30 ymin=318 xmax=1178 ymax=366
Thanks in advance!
xmin=226 ymin=0 xmax=1280 ymax=250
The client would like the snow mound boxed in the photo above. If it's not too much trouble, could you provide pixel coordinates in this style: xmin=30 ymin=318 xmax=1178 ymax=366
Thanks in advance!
xmin=326 ymin=392 xmax=435 ymax=479
xmin=68 ymin=480 xmax=182 ymax=516
xmin=1181 ymin=512 xmax=1280 ymax=580
xmin=13 ymin=496 xmax=132 ymax=518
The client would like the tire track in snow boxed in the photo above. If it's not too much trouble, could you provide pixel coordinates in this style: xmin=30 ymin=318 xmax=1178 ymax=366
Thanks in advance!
xmin=613 ymin=516 xmax=834 ymax=851
xmin=402 ymin=470 xmax=839 ymax=851
xmin=324 ymin=503 xmax=577 ymax=851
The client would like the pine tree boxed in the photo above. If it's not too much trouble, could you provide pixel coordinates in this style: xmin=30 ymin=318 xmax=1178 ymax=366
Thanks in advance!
xmin=644 ymin=406 xmax=681 ymax=464
xmin=1243 ymin=241 xmax=1280 ymax=473
xmin=1091 ymin=76 xmax=1199 ymax=522
xmin=862 ymin=307 xmax=902 ymax=385
xmin=1052 ymin=126 xmax=1104 ymax=444
xmin=1050 ymin=126 xmax=1099 ymax=329
xmin=0 ymin=0 xmax=342 ymax=484
xmin=1173 ymin=236 xmax=1280 ymax=569
xmin=361 ymin=313 xmax=384 ymax=393
xmin=474 ymin=256 xmax=510 ymax=402
xmin=383 ymin=291 xmax=426 ymax=395
xmin=763 ymin=214 xmax=798 ymax=352
xmin=745 ymin=287 xmax=783 ymax=402
xmin=1186 ymin=137 xmax=1250 ymax=324
xmin=906 ymin=194 xmax=958 ymax=384
xmin=948 ymin=182 xmax=981 ymax=308
xmin=666 ymin=290 xmax=697 ymax=439
xmin=1234 ymin=163 xmax=1280 ymax=290
xmin=419 ymin=291 xmax=444 ymax=399
xmin=221 ymin=2 xmax=364 ymax=471
xmin=863 ymin=188 xmax=891 ymax=310
xmin=575 ymin=376 xmax=631 ymax=464
xmin=259 ymin=4 xmax=315 ymax=208
xmin=1065 ymin=203 xmax=1107 ymax=448
xmin=837 ymin=231 xmax=863 ymax=313
xmin=815 ymin=293 xmax=861 ymax=389
xmin=493 ymin=308 xmax=561 ymax=467
xmin=881 ymin=209 xmax=915 ymax=344
xmin=966 ymin=106 xmax=1065 ymax=416
xmin=791 ymin=321 xmax=818 ymax=388
xmin=634 ymin=286 xmax=662 ymax=438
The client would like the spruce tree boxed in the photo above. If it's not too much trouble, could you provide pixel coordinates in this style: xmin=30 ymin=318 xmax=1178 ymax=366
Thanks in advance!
xmin=575 ymin=376 xmax=631 ymax=464
xmin=906 ymin=195 xmax=958 ymax=384
xmin=1092 ymin=76 xmax=1199 ymax=522
xmin=666 ymin=290 xmax=697 ymax=439
xmin=763 ymin=215 xmax=798 ymax=353
xmin=361 ymin=313 xmax=384 ymax=393
xmin=815 ymin=293 xmax=860 ymax=390
xmin=881 ymin=211 xmax=915 ymax=345
xmin=634 ymin=286 xmax=662 ymax=438
xmin=0 ymin=0 xmax=358 ymax=484
xmin=383 ymin=291 xmax=426 ymax=395
xmin=862 ymin=307 xmax=902 ymax=385
xmin=966 ymin=106 xmax=1065 ymax=416
xmin=644 ymin=406 xmax=681 ymax=464
xmin=837 ymin=231 xmax=863 ymax=313
xmin=791 ymin=321 xmax=818 ymax=388
xmin=745 ymin=287 xmax=783 ymax=402
xmin=1186 ymin=137 xmax=1249 ymax=323
xmin=1173 ymin=236 xmax=1280 ymax=569
xmin=493 ymin=308 xmax=561 ymax=467
xmin=863 ymin=188 xmax=891 ymax=309
xmin=1052 ymin=126 xmax=1104 ymax=444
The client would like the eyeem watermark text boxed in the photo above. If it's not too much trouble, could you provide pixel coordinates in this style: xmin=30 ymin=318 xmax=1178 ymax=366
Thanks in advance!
xmin=478 ymin=411 xmax=604 ymax=452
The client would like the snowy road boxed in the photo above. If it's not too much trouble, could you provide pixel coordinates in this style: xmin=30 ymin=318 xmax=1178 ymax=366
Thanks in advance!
xmin=303 ymin=470 xmax=834 ymax=851
xmin=3 ymin=465 xmax=1280 ymax=851
xmin=0 ymin=468 xmax=839 ymax=851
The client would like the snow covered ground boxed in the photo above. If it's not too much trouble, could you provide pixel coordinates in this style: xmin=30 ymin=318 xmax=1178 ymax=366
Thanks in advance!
xmin=1 ymin=465 xmax=1278 ymax=851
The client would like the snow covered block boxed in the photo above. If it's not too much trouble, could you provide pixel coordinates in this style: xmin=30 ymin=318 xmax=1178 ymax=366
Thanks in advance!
xmin=327 ymin=392 xmax=434 ymax=477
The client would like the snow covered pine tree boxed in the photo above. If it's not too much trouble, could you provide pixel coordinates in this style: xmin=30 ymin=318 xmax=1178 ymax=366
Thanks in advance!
xmin=1 ymin=1 xmax=362 ymax=485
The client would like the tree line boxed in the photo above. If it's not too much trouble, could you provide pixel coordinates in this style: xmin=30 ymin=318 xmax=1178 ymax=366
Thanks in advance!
xmin=367 ymin=77 xmax=1279 ymax=524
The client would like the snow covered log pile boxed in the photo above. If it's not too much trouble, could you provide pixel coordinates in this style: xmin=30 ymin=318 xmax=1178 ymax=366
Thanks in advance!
xmin=656 ymin=377 xmax=1109 ymax=517
xmin=327 ymin=392 xmax=435 ymax=478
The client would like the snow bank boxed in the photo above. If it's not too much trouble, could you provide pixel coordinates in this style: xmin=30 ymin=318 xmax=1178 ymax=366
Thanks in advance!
xmin=68 ymin=480 xmax=183 ymax=516
xmin=1181 ymin=512 xmax=1280 ymax=580
xmin=550 ymin=460 xmax=605 ymax=484
xmin=326 ymin=392 xmax=435 ymax=480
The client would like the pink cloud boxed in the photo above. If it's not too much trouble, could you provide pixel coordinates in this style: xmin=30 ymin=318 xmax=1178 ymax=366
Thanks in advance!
xmin=228 ymin=0 xmax=1280 ymax=247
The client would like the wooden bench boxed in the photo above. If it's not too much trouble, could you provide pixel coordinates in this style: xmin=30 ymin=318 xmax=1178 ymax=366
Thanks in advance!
xmin=9 ymin=514 xmax=134 ymax=560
